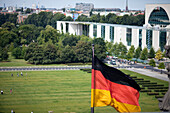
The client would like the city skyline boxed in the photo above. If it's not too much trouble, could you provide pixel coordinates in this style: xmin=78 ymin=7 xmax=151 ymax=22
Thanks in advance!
xmin=0 ymin=0 xmax=170 ymax=10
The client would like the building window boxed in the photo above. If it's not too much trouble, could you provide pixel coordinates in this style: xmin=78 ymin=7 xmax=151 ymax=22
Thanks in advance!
xmin=83 ymin=24 xmax=89 ymax=36
xmin=61 ymin=23 xmax=63 ymax=32
xmin=149 ymin=7 xmax=170 ymax=27
xmin=159 ymin=31 xmax=166 ymax=51
xmin=66 ymin=23 xmax=69 ymax=33
xmin=139 ymin=29 xmax=142 ymax=48
xmin=146 ymin=30 xmax=152 ymax=49
xmin=110 ymin=26 xmax=114 ymax=42
xmin=93 ymin=24 xmax=97 ymax=38
xmin=101 ymin=25 xmax=105 ymax=40
xmin=126 ymin=28 xmax=132 ymax=46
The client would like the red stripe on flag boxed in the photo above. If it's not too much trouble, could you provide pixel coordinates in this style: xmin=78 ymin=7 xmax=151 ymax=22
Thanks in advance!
xmin=91 ymin=69 xmax=140 ymax=106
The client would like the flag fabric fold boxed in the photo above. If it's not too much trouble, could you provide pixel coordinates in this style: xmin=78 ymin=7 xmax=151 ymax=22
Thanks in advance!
xmin=91 ymin=56 xmax=141 ymax=112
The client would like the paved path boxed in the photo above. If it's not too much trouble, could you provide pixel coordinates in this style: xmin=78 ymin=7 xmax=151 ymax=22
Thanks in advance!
xmin=0 ymin=64 xmax=169 ymax=82
xmin=126 ymin=68 xmax=169 ymax=82
xmin=0 ymin=66 xmax=91 ymax=71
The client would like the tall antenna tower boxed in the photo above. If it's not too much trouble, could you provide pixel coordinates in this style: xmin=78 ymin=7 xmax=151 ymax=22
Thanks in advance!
xmin=126 ymin=0 xmax=128 ymax=11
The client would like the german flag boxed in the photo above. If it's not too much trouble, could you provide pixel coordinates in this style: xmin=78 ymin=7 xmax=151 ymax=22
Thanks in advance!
xmin=91 ymin=56 xmax=141 ymax=112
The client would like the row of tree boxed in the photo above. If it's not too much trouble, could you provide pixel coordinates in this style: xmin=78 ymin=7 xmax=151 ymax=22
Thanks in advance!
xmin=76 ymin=13 xmax=144 ymax=26
xmin=0 ymin=13 xmax=18 ymax=26
xmin=0 ymin=21 xmax=107 ymax=63
xmin=106 ymin=42 xmax=165 ymax=61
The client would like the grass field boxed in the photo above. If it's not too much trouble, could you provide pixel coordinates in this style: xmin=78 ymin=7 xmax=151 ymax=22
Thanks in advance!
xmin=0 ymin=53 xmax=65 ymax=67
xmin=0 ymin=70 xmax=168 ymax=113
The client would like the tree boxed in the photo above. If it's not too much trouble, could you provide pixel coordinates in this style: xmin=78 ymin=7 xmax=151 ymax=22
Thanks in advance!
xmin=0 ymin=13 xmax=18 ymax=26
xmin=149 ymin=59 xmax=156 ymax=71
xmin=90 ymin=14 xmax=100 ymax=22
xmin=148 ymin=47 xmax=155 ymax=58
xmin=75 ymin=41 xmax=92 ymax=63
xmin=158 ymin=62 xmax=165 ymax=74
xmin=106 ymin=42 xmax=113 ymax=55
xmin=37 ymin=25 xmax=60 ymax=44
xmin=140 ymin=48 xmax=148 ymax=60
xmin=76 ymin=15 xmax=89 ymax=22
xmin=93 ymin=38 xmax=107 ymax=60
xmin=126 ymin=45 xmax=135 ymax=60
xmin=63 ymin=16 xmax=73 ymax=21
xmin=155 ymin=49 xmax=162 ymax=61
xmin=127 ymin=45 xmax=135 ymax=60
xmin=12 ymin=47 xmax=22 ymax=59
xmin=18 ymin=24 xmax=39 ymax=45
xmin=43 ymin=42 xmax=58 ymax=64
xmin=118 ymin=42 xmax=127 ymax=58
xmin=0 ymin=29 xmax=18 ymax=48
xmin=134 ymin=47 xmax=141 ymax=59
xmin=0 ymin=47 xmax=9 ymax=61
xmin=25 ymin=8 xmax=32 ymax=14
xmin=62 ymin=34 xmax=79 ymax=47
xmin=100 ymin=15 xmax=106 ymax=23
xmin=111 ymin=43 xmax=119 ymax=57
xmin=1 ymin=22 xmax=15 ymax=31
xmin=50 ymin=13 xmax=66 ymax=28
xmin=60 ymin=45 xmax=76 ymax=63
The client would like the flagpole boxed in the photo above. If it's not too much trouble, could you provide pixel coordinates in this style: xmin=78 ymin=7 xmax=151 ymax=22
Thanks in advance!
xmin=91 ymin=44 xmax=94 ymax=113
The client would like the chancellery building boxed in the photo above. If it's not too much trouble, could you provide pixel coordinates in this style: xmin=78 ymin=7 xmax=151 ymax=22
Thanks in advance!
xmin=57 ymin=4 xmax=170 ymax=51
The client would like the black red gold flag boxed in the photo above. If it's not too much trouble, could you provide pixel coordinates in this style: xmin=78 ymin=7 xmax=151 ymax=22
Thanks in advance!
xmin=91 ymin=56 xmax=141 ymax=112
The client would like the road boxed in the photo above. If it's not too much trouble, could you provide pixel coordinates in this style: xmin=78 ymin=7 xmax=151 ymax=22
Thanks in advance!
xmin=0 ymin=66 xmax=91 ymax=71
xmin=0 ymin=63 xmax=167 ymax=74
xmin=0 ymin=63 xmax=168 ymax=81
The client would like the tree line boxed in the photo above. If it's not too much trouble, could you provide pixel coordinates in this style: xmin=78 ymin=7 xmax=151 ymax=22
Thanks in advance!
xmin=76 ymin=13 xmax=144 ymax=26
xmin=106 ymin=42 xmax=165 ymax=61
xmin=0 ymin=22 xmax=106 ymax=64
xmin=0 ymin=11 xmax=144 ymax=29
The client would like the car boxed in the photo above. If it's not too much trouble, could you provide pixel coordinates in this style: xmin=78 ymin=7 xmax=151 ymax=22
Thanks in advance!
xmin=111 ymin=61 xmax=116 ymax=65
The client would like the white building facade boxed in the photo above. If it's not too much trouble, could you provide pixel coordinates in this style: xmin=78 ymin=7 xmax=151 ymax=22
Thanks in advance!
xmin=57 ymin=4 xmax=170 ymax=51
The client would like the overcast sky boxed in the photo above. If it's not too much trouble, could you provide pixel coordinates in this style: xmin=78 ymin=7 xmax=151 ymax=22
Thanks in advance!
xmin=0 ymin=0 xmax=170 ymax=10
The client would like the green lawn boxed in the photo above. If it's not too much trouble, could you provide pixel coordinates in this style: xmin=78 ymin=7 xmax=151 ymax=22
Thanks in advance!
xmin=0 ymin=53 xmax=65 ymax=67
xmin=0 ymin=70 xmax=167 ymax=113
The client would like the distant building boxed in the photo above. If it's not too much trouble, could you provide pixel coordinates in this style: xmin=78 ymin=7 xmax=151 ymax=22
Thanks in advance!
xmin=145 ymin=4 xmax=170 ymax=28
xmin=93 ymin=8 xmax=121 ymax=12
xmin=57 ymin=4 xmax=170 ymax=52
xmin=75 ymin=3 xmax=94 ymax=12
xmin=17 ymin=14 xmax=29 ymax=23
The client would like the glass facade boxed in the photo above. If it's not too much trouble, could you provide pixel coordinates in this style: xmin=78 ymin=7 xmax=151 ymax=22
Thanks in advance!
xmin=93 ymin=24 xmax=97 ymax=38
xmin=101 ymin=25 xmax=105 ymax=40
xmin=61 ymin=23 xmax=63 ymax=32
xmin=126 ymin=28 xmax=132 ymax=46
xmin=110 ymin=26 xmax=114 ymax=42
xmin=146 ymin=30 xmax=152 ymax=49
xmin=83 ymin=25 xmax=89 ymax=36
xmin=149 ymin=7 xmax=170 ymax=27
xmin=159 ymin=31 xmax=166 ymax=51
xmin=66 ymin=23 xmax=69 ymax=33
xmin=139 ymin=29 xmax=142 ymax=48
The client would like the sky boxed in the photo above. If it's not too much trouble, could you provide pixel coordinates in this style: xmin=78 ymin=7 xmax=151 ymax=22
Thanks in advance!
xmin=0 ymin=0 xmax=170 ymax=10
